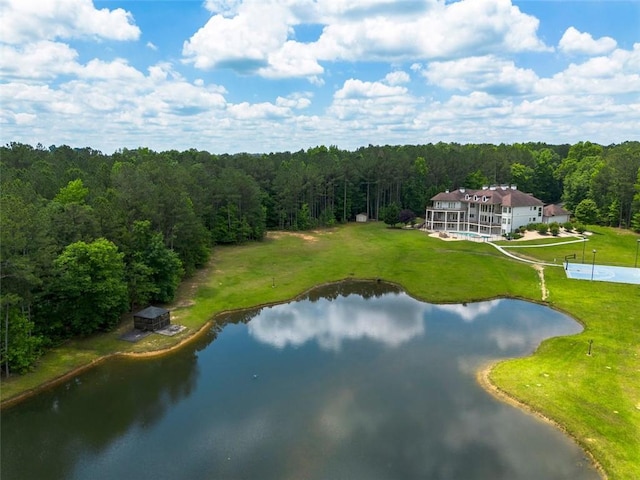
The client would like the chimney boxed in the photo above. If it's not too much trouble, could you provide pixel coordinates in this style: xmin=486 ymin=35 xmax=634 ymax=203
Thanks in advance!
xmin=510 ymin=185 xmax=517 ymax=190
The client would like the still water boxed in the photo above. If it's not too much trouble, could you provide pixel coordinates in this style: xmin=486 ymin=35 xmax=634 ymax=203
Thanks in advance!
xmin=1 ymin=281 xmax=600 ymax=480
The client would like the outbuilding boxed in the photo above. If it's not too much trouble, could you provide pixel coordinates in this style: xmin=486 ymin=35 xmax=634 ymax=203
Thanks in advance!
xmin=543 ymin=204 xmax=571 ymax=224
xmin=133 ymin=306 xmax=171 ymax=332
xmin=356 ymin=213 xmax=368 ymax=223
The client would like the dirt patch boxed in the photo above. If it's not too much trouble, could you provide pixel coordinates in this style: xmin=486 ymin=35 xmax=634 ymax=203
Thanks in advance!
xmin=267 ymin=231 xmax=319 ymax=242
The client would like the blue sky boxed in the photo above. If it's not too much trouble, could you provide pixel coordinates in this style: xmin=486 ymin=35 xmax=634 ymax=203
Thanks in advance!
xmin=1 ymin=0 xmax=638 ymax=154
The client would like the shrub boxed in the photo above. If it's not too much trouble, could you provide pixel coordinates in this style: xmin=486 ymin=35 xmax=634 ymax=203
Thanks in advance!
xmin=575 ymin=224 xmax=586 ymax=234
xmin=537 ymin=223 xmax=549 ymax=235
xmin=550 ymin=224 xmax=560 ymax=236
xmin=563 ymin=221 xmax=573 ymax=232
xmin=504 ymin=232 xmax=523 ymax=240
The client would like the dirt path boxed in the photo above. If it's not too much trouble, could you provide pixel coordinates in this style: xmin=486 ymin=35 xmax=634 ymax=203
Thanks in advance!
xmin=533 ymin=264 xmax=549 ymax=301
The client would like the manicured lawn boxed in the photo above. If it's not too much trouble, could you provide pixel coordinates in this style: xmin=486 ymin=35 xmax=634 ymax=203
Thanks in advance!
xmin=2 ymin=222 xmax=638 ymax=479
xmin=500 ymin=226 xmax=640 ymax=267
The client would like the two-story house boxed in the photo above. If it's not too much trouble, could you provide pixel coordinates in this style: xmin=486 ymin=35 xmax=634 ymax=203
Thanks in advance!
xmin=425 ymin=185 xmax=544 ymax=237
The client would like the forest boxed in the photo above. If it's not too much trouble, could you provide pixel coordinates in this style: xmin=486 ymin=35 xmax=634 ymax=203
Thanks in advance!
xmin=2 ymin=140 xmax=640 ymax=375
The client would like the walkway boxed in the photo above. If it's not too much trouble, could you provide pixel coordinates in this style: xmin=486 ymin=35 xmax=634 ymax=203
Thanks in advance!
xmin=487 ymin=237 xmax=587 ymax=267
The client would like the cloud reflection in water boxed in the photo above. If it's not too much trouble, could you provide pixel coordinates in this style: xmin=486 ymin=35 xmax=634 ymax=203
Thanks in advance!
xmin=248 ymin=293 xmax=425 ymax=350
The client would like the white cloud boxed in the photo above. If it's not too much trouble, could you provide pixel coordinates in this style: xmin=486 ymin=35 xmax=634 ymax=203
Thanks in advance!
xmin=559 ymin=26 xmax=617 ymax=56
xmin=258 ymin=40 xmax=324 ymax=79
xmin=384 ymin=70 xmax=410 ymax=86
xmin=228 ymin=102 xmax=285 ymax=120
xmin=0 ymin=41 xmax=79 ymax=79
xmin=330 ymin=78 xmax=417 ymax=122
xmin=182 ymin=3 xmax=292 ymax=71
xmin=80 ymin=58 xmax=145 ymax=81
xmin=275 ymin=93 xmax=313 ymax=109
xmin=536 ymin=44 xmax=640 ymax=96
xmin=146 ymin=41 xmax=158 ymax=51
xmin=0 ymin=0 xmax=140 ymax=44
xmin=313 ymin=0 xmax=549 ymax=62
xmin=183 ymin=0 xmax=548 ymax=79
xmin=424 ymin=55 xmax=538 ymax=95
xmin=334 ymin=78 xmax=408 ymax=99
xmin=204 ymin=0 xmax=242 ymax=16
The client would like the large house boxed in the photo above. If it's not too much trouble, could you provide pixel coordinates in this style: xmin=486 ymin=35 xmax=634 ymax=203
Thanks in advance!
xmin=425 ymin=185 xmax=544 ymax=237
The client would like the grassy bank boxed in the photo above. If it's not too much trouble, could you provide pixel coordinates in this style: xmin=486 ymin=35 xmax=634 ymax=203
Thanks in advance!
xmin=2 ymin=223 xmax=638 ymax=479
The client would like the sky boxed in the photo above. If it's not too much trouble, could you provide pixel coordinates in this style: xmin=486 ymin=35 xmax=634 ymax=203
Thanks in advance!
xmin=1 ymin=0 xmax=639 ymax=154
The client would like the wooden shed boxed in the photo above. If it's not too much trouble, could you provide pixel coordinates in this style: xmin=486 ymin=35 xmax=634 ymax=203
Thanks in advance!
xmin=133 ymin=306 xmax=170 ymax=332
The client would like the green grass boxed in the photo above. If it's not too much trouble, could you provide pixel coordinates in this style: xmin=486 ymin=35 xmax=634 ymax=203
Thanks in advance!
xmin=2 ymin=222 xmax=638 ymax=479
xmin=500 ymin=226 xmax=640 ymax=267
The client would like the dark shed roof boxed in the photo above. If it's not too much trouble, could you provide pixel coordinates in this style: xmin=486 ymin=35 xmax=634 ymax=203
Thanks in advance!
xmin=134 ymin=306 xmax=169 ymax=319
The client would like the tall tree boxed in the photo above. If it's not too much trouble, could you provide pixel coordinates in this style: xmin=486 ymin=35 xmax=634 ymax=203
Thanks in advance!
xmin=125 ymin=220 xmax=184 ymax=309
xmin=531 ymin=148 xmax=562 ymax=203
xmin=43 ymin=239 xmax=128 ymax=338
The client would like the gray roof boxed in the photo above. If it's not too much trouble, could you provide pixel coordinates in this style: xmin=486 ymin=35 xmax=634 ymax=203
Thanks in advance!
xmin=431 ymin=187 xmax=543 ymax=207
xmin=543 ymin=204 xmax=571 ymax=216
xmin=134 ymin=306 xmax=169 ymax=319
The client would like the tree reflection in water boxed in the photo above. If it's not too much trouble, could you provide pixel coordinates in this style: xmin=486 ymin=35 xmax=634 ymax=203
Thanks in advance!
xmin=1 ymin=280 xmax=600 ymax=480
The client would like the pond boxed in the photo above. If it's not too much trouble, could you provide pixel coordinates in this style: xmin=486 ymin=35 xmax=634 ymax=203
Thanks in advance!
xmin=1 ymin=281 xmax=600 ymax=480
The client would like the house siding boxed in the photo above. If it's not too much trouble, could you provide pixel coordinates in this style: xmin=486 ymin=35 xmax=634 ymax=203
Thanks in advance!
xmin=426 ymin=186 xmax=543 ymax=236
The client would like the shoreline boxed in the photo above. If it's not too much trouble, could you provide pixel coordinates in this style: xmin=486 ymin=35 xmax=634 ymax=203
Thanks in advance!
xmin=476 ymin=360 xmax=606 ymax=480
xmin=0 ymin=287 xmax=609 ymax=480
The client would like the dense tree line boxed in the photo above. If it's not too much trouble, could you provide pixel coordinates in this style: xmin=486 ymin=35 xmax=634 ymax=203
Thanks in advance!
xmin=1 ymin=140 xmax=639 ymax=375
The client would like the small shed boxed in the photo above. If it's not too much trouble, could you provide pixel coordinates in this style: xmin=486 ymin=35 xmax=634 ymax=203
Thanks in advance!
xmin=543 ymin=204 xmax=571 ymax=224
xmin=356 ymin=213 xmax=368 ymax=223
xmin=133 ymin=306 xmax=170 ymax=332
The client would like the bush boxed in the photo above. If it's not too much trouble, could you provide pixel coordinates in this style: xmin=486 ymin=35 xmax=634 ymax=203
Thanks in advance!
xmin=575 ymin=224 xmax=586 ymax=234
xmin=563 ymin=221 xmax=573 ymax=232
xmin=537 ymin=223 xmax=549 ymax=235
xmin=399 ymin=209 xmax=416 ymax=225
xmin=550 ymin=224 xmax=560 ymax=236
xmin=504 ymin=232 xmax=522 ymax=240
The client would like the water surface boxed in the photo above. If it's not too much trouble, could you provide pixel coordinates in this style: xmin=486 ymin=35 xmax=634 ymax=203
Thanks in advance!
xmin=1 ymin=282 xmax=600 ymax=479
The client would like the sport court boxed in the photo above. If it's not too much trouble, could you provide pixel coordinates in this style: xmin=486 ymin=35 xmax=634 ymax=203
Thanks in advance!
xmin=565 ymin=263 xmax=640 ymax=285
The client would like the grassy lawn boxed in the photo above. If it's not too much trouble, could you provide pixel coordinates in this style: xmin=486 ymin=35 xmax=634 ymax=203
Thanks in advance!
xmin=1 ymin=222 xmax=638 ymax=479
xmin=500 ymin=226 xmax=640 ymax=267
